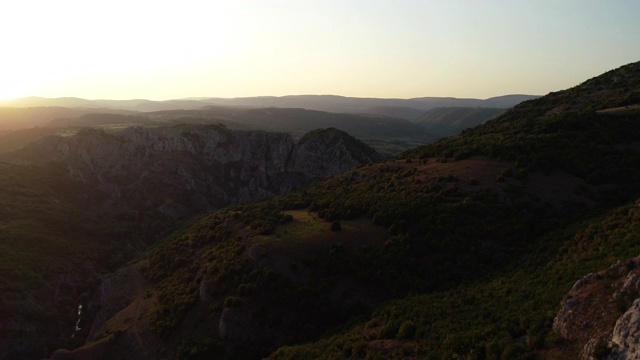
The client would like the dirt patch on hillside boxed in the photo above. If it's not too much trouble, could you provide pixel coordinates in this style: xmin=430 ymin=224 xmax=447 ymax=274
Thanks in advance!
xmin=386 ymin=157 xmax=591 ymax=206
xmin=371 ymin=156 xmax=515 ymax=193
xmin=597 ymin=103 xmax=640 ymax=114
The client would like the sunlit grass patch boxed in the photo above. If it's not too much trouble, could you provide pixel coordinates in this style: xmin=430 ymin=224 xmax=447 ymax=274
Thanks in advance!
xmin=273 ymin=210 xmax=326 ymax=241
xmin=268 ymin=210 xmax=387 ymax=254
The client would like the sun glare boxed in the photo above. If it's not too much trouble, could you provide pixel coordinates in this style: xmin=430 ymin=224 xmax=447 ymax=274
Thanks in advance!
xmin=0 ymin=67 xmax=45 ymax=101
xmin=0 ymin=79 xmax=28 ymax=101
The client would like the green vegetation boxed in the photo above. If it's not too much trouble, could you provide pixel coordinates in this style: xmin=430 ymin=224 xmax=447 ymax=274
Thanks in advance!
xmin=273 ymin=198 xmax=640 ymax=359
xmin=414 ymin=106 xmax=506 ymax=137
xmin=361 ymin=137 xmax=431 ymax=157
xmin=0 ymin=162 xmax=147 ymax=355
xmin=3 ymin=61 xmax=640 ymax=359
xmin=140 ymin=155 xmax=574 ymax=357
xmin=138 ymin=61 xmax=640 ymax=359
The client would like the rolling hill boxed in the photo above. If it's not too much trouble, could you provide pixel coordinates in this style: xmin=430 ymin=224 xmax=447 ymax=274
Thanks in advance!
xmin=413 ymin=107 xmax=506 ymax=137
xmin=0 ymin=94 xmax=538 ymax=114
xmin=357 ymin=106 xmax=426 ymax=121
xmin=1 ymin=95 xmax=536 ymax=156
xmin=0 ymin=62 xmax=638 ymax=359
xmin=0 ymin=107 xmax=135 ymax=130
xmin=200 ymin=94 xmax=538 ymax=114
xmin=35 ymin=61 xmax=640 ymax=359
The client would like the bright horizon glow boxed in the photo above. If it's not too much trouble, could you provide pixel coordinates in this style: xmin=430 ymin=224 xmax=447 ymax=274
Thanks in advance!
xmin=1 ymin=0 xmax=640 ymax=101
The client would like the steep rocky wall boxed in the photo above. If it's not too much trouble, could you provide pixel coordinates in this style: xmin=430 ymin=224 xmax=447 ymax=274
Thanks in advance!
xmin=5 ymin=125 xmax=381 ymax=219
xmin=288 ymin=127 xmax=382 ymax=179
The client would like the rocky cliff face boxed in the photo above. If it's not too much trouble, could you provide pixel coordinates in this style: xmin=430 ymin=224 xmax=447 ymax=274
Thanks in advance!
xmin=6 ymin=125 xmax=382 ymax=219
xmin=553 ymin=257 xmax=640 ymax=359
xmin=610 ymin=298 xmax=640 ymax=359
xmin=288 ymin=128 xmax=382 ymax=180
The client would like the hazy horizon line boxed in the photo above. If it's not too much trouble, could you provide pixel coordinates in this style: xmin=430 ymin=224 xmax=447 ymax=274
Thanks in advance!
xmin=0 ymin=92 xmax=542 ymax=103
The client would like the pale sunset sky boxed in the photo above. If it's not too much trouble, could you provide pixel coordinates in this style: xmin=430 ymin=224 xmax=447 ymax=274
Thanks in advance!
xmin=1 ymin=0 xmax=639 ymax=100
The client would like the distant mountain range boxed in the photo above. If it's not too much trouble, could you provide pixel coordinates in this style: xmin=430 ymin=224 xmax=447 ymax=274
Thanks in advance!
xmin=0 ymin=94 xmax=538 ymax=157
xmin=0 ymin=94 xmax=538 ymax=117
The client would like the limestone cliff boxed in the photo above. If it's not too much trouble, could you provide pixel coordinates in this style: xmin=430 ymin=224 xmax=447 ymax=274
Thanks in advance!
xmin=6 ymin=125 xmax=382 ymax=219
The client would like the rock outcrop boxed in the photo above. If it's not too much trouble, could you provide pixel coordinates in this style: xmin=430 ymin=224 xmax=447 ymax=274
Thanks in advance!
xmin=5 ymin=125 xmax=382 ymax=219
xmin=553 ymin=257 xmax=640 ymax=359
xmin=609 ymin=298 xmax=640 ymax=359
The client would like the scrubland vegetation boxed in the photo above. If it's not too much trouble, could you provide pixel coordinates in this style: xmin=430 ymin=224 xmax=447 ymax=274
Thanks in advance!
xmin=1 ymin=62 xmax=640 ymax=359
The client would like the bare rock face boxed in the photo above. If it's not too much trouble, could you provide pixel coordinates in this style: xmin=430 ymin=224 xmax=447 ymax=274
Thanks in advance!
xmin=287 ymin=128 xmax=383 ymax=180
xmin=6 ymin=125 xmax=381 ymax=220
xmin=553 ymin=257 xmax=640 ymax=359
xmin=609 ymin=298 xmax=640 ymax=359
xmin=553 ymin=272 xmax=600 ymax=341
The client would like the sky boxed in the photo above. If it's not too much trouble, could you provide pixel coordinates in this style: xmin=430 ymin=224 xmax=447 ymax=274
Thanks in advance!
xmin=1 ymin=0 xmax=639 ymax=101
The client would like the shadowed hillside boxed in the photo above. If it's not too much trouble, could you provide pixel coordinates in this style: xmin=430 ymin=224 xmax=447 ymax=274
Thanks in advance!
xmin=0 ymin=126 xmax=381 ymax=359
xmin=39 ymin=62 xmax=640 ymax=359
xmin=0 ymin=61 xmax=638 ymax=359
xmin=414 ymin=107 xmax=506 ymax=137
xmin=0 ymin=107 xmax=134 ymax=130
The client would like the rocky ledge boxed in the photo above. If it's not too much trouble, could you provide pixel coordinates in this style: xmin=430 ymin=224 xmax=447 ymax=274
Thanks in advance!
xmin=554 ymin=257 xmax=640 ymax=359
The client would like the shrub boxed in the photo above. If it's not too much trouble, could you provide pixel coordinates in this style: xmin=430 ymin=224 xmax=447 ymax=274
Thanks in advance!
xmin=330 ymin=242 xmax=344 ymax=254
xmin=224 ymin=296 xmax=242 ymax=308
xmin=501 ymin=168 xmax=514 ymax=177
xmin=396 ymin=321 xmax=417 ymax=339
xmin=330 ymin=221 xmax=342 ymax=231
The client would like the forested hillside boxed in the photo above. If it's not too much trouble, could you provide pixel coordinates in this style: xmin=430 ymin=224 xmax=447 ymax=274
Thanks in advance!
xmin=414 ymin=107 xmax=505 ymax=137
xmin=45 ymin=62 xmax=640 ymax=359
xmin=0 ymin=127 xmax=382 ymax=359
xmin=0 ymin=61 xmax=638 ymax=359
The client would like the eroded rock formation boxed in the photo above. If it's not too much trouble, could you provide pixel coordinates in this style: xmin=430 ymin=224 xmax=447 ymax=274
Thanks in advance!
xmin=6 ymin=125 xmax=382 ymax=219
xmin=554 ymin=257 xmax=640 ymax=359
